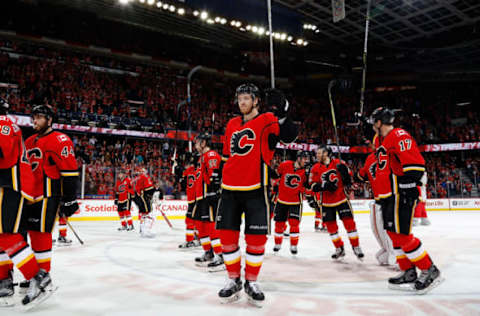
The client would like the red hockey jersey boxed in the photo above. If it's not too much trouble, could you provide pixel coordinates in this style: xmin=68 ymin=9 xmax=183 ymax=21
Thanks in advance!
xmin=133 ymin=173 xmax=154 ymax=194
xmin=308 ymin=162 xmax=322 ymax=202
xmin=116 ymin=176 xmax=133 ymax=202
xmin=221 ymin=113 xmax=279 ymax=191
xmin=201 ymin=149 xmax=221 ymax=194
xmin=277 ymin=160 xmax=306 ymax=205
xmin=25 ymin=131 xmax=79 ymax=199
xmin=358 ymin=152 xmax=392 ymax=200
xmin=0 ymin=115 xmax=37 ymax=201
xmin=182 ymin=165 xmax=196 ymax=203
xmin=381 ymin=128 xmax=425 ymax=177
xmin=311 ymin=158 xmax=348 ymax=207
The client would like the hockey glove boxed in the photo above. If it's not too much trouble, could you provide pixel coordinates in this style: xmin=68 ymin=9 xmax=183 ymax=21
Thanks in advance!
xmin=397 ymin=177 xmax=419 ymax=201
xmin=307 ymin=196 xmax=317 ymax=209
xmin=59 ymin=200 xmax=79 ymax=218
xmin=114 ymin=199 xmax=118 ymax=206
xmin=265 ymin=88 xmax=289 ymax=121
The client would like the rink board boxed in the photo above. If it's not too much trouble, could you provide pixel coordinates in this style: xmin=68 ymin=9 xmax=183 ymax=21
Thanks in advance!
xmin=69 ymin=198 xmax=480 ymax=221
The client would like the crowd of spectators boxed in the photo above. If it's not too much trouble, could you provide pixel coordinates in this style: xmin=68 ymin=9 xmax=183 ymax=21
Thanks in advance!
xmin=1 ymin=38 xmax=479 ymax=198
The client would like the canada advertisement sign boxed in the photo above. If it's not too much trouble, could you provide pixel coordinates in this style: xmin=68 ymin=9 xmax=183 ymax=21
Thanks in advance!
xmin=70 ymin=198 xmax=480 ymax=221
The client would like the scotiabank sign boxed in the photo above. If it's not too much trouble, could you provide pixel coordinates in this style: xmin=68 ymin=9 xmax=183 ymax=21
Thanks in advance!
xmin=73 ymin=199 xmax=188 ymax=219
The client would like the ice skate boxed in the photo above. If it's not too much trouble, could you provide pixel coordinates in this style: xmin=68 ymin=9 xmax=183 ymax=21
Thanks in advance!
xmin=314 ymin=226 xmax=322 ymax=232
xmin=193 ymin=239 xmax=201 ymax=247
xmin=273 ymin=244 xmax=281 ymax=253
xmin=290 ymin=245 xmax=298 ymax=255
xmin=57 ymin=236 xmax=72 ymax=246
xmin=127 ymin=225 xmax=135 ymax=231
xmin=178 ymin=241 xmax=196 ymax=250
xmin=195 ymin=249 xmax=213 ymax=267
xmin=117 ymin=226 xmax=127 ymax=231
xmin=420 ymin=218 xmax=431 ymax=226
xmin=353 ymin=246 xmax=364 ymax=260
xmin=21 ymin=269 xmax=57 ymax=311
xmin=244 ymin=280 xmax=265 ymax=307
xmin=388 ymin=267 xmax=417 ymax=291
xmin=218 ymin=277 xmax=242 ymax=303
xmin=18 ymin=280 xmax=30 ymax=295
xmin=0 ymin=272 xmax=14 ymax=307
xmin=414 ymin=265 xmax=444 ymax=294
xmin=331 ymin=246 xmax=345 ymax=260
xmin=207 ymin=254 xmax=226 ymax=272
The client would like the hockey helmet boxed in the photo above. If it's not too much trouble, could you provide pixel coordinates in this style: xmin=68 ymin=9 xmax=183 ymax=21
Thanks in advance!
xmin=195 ymin=133 xmax=211 ymax=146
xmin=368 ymin=107 xmax=395 ymax=125
xmin=235 ymin=83 xmax=260 ymax=102
xmin=296 ymin=150 xmax=309 ymax=159
xmin=0 ymin=98 xmax=9 ymax=114
xmin=32 ymin=104 xmax=55 ymax=121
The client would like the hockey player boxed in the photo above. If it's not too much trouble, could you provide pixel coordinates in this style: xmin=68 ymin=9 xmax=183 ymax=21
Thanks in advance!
xmin=273 ymin=151 xmax=308 ymax=255
xmin=307 ymin=148 xmax=327 ymax=232
xmin=0 ymin=99 xmax=54 ymax=308
xmin=413 ymin=173 xmax=430 ymax=226
xmin=22 ymin=104 xmax=79 ymax=304
xmin=178 ymin=153 xmax=197 ymax=249
xmin=355 ymin=135 xmax=395 ymax=266
xmin=215 ymin=85 xmax=297 ymax=305
xmin=192 ymin=134 xmax=224 ymax=272
xmin=310 ymin=145 xmax=364 ymax=261
xmin=115 ymin=169 xmax=134 ymax=231
xmin=369 ymin=107 xmax=442 ymax=294
xmin=132 ymin=168 xmax=155 ymax=236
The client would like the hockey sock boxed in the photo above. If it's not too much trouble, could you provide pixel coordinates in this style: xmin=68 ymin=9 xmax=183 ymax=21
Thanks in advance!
xmin=342 ymin=217 xmax=359 ymax=247
xmin=0 ymin=233 xmax=39 ymax=280
xmin=185 ymin=217 xmax=195 ymax=242
xmin=220 ymin=230 xmax=241 ymax=279
xmin=274 ymin=221 xmax=286 ymax=246
xmin=326 ymin=221 xmax=344 ymax=248
xmin=314 ymin=210 xmax=321 ymax=228
xmin=288 ymin=218 xmax=300 ymax=246
xmin=59 ymin=216 xmax=68 ymax=237
xmin=398 ymin=234 xmax=432 ymax=270
xmin=0 ymin=249 xmax=13 ymax=279
xmin=125 ymin=210 xmax=133 ymax=226
xmin=208 ymin=222 xmax=222 ymax=255
xmin=414 ymin=201 xmax=427 ymax=218
xmin=28 ymin=231 xmax=53 ymax=272
xmin=387 ymin=231 xmax=415 ymax=270
xmin=198 ymin=221 xmax=212 ymax=252
xmin=245 ymin=234 xmax=267 ymax=281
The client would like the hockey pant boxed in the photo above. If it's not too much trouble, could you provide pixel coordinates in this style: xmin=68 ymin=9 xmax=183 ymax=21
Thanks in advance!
xmin=369 ymin=202 xmax=395 ymax=265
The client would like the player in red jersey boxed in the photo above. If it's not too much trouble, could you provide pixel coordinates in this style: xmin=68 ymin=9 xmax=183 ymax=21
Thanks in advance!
xmin=178 ymin=153 xmax=198 ymax=249
xmin=310 ymin=145 xmax=364 ymax=261
xmin=355 ymin=135 xmax=395 ymax=266
xmin=0 ymin=99 xmax=53 ymax=307
xmin=369 ymin=107 xmax=442 ymax=294
xmin=272 ymin=151 xmax=308 ymax=255
xmin=132 ymin=168 xmax=156 ymax=237
xmin=115 ymin=169 xmax=134 ymax=231
xmin=307 ymin=148 xmax=327 ymax=232
xmin=215 ymin=85 xmax=297 ymax=305
xmin=413 ymin=173 xmax=430 ymax=226
xmin=22 ymin=104 xmax=79 ymax=304
xmin=192 ymin=134 xmax=225 ymax=271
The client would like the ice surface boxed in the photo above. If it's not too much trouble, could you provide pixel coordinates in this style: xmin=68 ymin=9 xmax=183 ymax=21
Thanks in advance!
xmin=4 ymin=211 xmax=480 ymax=315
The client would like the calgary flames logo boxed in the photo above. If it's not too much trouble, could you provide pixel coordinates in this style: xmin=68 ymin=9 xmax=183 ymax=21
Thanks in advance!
xmin=230 ymin=128 xmax=255 ymax=156
xmin=376 ymin=146 xmax=388 ymax=170
xmin=321 ymin=169 xmax=338 ymax=185
xmin=27 ymin=147 xmax=42 ymax=172
xmin=285 ymin=174 xmax=301 ymax=189
xmin=187 ymin=174 xmax=196 ymax=188
xmin=368 ymin=161 xmax=378 ymax=179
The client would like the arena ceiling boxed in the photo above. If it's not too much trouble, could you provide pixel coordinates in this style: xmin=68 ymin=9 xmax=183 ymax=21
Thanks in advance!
xmin=35 ymin=0 xmax=480 ymax=73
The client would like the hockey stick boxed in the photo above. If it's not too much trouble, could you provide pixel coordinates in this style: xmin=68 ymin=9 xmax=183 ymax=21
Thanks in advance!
xmin=64 ymin=216 xmax=84 ymax=245
xmin=328 ymin=80 xmax=342 ymax=161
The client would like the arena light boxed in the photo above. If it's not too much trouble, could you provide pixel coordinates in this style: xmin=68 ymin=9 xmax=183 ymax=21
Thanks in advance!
xmin=230 ymin=20 xmax=236 ymax=26
xmin=235 ymin=21 xmax=241 ymax=27
xmin=139 ymin=0 xmax=145 ymax=3
xmin=297 ymin=38 xmax=304 ymax=45
xmin=207 ymin=18 xmax=214 ymax=24
xmin=162 ymin=3 xmax=168 ymax=9
xmin=274 ymin=33 xmax=281 ymax=40
xmin=280 ymin=33 xmax=287 ymax=40
xmin=169 ymin=5 xmax=175 ymax=12
xmin=303 ymin=41 xmax=309 ymax=46
xmin=177 ymin=8 xmax=185 ymax=15
xmin=287 ymin=36 xmax=293 ymax=41
xmin=257 ymin=27 xmax=265 ymax=35
xmin=156 ymin=1 xmax=162 ymax=8
xmin=119 ymin=0 xmax=130 ymax=4
xmin=246 ymin=25 xmax=252 ymax=31
xmin=220 ymin=18 xmax=227 ymax=25
xmin=200 ymin=11 xmax=208 ymax=20
xmin=193 ymin=10 xmax=199 ymax=16
xmin=252 ymin=26 xmax=258 ymax=33
xmin=215 ymin=17 xmax=221 ymax=23
xmin=147 ymin=0 xmax=154 ymax=5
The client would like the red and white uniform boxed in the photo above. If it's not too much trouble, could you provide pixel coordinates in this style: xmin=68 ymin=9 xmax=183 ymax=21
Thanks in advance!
xmin=201 ymin=149 xmax=221 ymax=196
xmin=221 ymin=113 xmax=279 ymax=191
xmin=25 ymin=131 xmax=79 ymax=199
xmin=358 ymin=152 xmax=392 ymax=201
xmin=133 ymin=173 xmax=154 ymax=195
xmin=312 ymin=158 xmax=349 ymax=207
xmin=194 ymin=165 xmax=204 ymax=201
xmin=116 ymin=177 xmax=133 ymax=203
xmin=277 ymin=160 xmax=306 ymax=205
xmin=183 ymin=165 xmax=196 ymax=204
